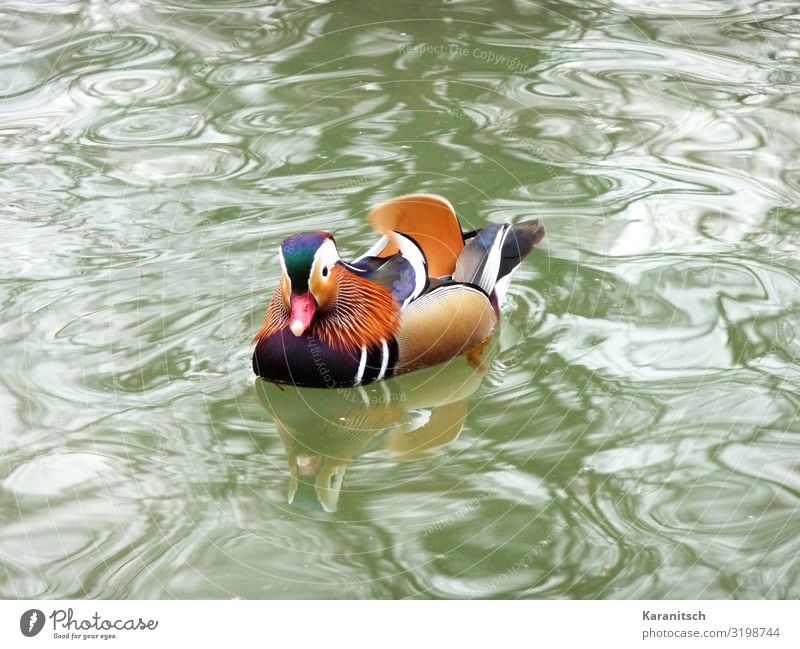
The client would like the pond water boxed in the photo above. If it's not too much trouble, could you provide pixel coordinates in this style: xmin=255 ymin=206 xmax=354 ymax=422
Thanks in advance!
xmin=1 ymin=0 xmax=799 ymax=598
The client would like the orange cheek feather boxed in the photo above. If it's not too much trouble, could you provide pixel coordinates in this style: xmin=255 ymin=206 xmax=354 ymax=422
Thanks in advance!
xmin=280 ymin=275 xmax=291 ymax=309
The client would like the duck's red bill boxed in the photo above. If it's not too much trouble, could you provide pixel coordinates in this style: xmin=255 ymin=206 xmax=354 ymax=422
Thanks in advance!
xmin=289 ymin=292 xmax=316 ymax=336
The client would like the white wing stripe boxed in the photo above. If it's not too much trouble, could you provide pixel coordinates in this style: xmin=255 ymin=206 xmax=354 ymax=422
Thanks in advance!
xmin=391 ymin=231 xmax=427 ymax=304
xmin=354 ymin=346 xmax=367 ymax=385
xmin=377 ymin=339 xmax=389 ymax=380
xmin=478 ymin=225 xmax=509 ymax=294
xmin=354 ymin=235 xmax=389 ymax=262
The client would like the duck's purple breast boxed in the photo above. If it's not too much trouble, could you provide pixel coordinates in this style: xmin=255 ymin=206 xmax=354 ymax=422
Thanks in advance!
xmin=253 ymin=329 xmax=398 ymax=388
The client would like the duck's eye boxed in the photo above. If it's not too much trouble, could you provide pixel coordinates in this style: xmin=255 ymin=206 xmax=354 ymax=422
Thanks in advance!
xmin=322 ymin=265 xmax=329 ymax=278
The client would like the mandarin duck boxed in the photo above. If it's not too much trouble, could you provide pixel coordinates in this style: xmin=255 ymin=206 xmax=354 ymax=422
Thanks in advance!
xmin=252 ymin=194 xmax=544 ymax=387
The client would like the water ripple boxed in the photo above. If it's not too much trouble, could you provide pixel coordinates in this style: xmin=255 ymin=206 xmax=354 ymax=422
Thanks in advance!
xmin=87 ymin=107 xmax=206 ymax=144
xmin=1 ymin=0 xmax=799 ymax=599
xmin=72 ymin=67 xmax=204 ymax=106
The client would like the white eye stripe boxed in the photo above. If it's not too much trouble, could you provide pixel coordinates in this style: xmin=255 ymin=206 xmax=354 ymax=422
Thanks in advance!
xmin=278 ymin=248 xmax=291 ymax=291
xmin=310 ymin=239 xmax=340 ymax=285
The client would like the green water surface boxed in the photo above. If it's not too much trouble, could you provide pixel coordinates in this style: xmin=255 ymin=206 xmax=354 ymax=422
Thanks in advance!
xmin=1 ymin=0 xmax=799 ymax=598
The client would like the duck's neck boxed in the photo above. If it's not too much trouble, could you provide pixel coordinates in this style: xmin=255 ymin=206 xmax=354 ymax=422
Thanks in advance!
xmin=314 ymin=266 xmax=400 ymax=350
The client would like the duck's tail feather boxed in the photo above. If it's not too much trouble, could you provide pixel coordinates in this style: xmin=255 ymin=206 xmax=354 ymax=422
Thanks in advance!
xmin=453 ymin=219 xmax=544 ymax=305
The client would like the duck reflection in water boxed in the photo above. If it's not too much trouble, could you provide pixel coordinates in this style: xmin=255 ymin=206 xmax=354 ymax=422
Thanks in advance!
xmin=254 ymin=340 xmax=496 ymax=512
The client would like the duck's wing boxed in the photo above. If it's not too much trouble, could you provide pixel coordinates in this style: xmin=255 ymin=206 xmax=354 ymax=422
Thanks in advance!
xmin=394 ymin=219 xmax=545 ymax=373
xmin=344 ymin=251 xmax=424 ymax=307
xmin=356 ymin=194 xmax=466 ymax=278
xmin=454 ymin=219 xmax=545 ymax=305
xmin=394 ymin=283 xmax=498 ymax=374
